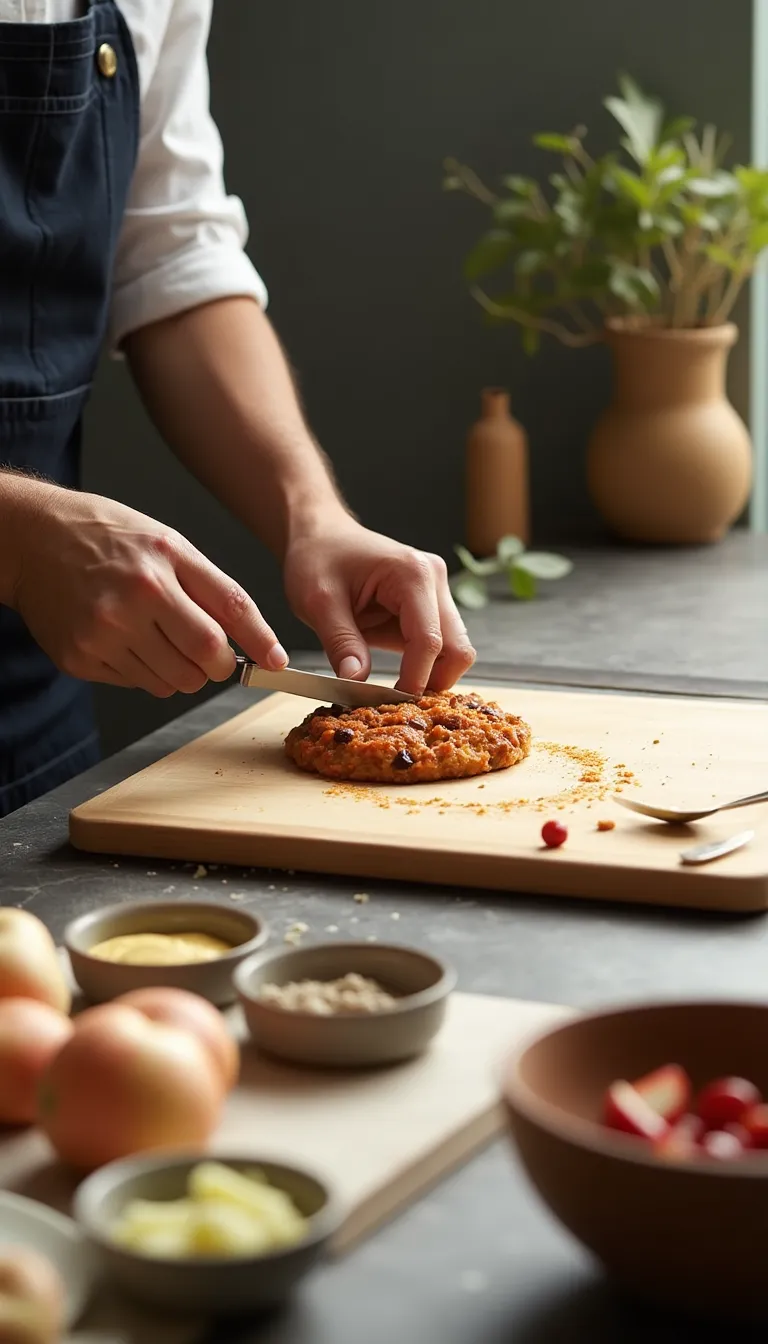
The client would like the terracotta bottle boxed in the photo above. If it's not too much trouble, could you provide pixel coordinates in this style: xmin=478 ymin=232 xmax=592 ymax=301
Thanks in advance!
xmin=465 ymin=388 xmax=530 ymax=557
xmin=587 ymin=321 xmax=752 ymax=544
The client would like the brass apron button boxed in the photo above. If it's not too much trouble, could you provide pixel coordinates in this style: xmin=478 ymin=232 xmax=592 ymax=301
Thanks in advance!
xmin=97 ymin=43 xmax=118 ymax=78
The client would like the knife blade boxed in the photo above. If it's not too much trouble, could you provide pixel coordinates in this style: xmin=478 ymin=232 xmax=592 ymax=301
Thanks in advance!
xmin=235 ymin=659 xmax=417 ymax=709
xmin=679 ymin=830 xmax=754 ymax=866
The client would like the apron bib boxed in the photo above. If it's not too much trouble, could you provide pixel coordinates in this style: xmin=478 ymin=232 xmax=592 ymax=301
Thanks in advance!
xmin=0 ymin=0 xmax=139 ymax=816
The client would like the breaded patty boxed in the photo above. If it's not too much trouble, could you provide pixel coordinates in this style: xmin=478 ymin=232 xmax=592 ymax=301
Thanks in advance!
xmin=284 ymin=692 xmax=532 ymax=783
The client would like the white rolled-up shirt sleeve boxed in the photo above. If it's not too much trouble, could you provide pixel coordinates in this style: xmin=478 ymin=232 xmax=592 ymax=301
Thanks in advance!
xmin=108 ymin=0 xmax=267 ymax=352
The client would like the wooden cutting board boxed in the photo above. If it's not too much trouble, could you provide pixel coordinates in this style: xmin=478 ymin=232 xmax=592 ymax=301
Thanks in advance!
xmin=70 ymin=685 xmax=768 ymax=912
xmin=0 ymin=991 xmax=570 ymax=1343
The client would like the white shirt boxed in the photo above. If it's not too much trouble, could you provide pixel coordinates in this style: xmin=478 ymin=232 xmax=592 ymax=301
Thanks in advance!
xmin=0 ymin=0 xmax=268 ymax=350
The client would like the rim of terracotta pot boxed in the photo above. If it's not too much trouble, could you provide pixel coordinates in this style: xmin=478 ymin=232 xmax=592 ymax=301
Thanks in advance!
xmin=604 ymin=317 xmax=737 ymax=347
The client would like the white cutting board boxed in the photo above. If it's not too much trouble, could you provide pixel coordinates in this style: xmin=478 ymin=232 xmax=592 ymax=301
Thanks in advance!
xmin=0 ymin=992 xmax=570 ymax=1342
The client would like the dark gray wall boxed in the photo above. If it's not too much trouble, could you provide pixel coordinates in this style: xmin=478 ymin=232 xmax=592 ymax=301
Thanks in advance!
xmin=86 ymin=0 xmax=754 ymax=755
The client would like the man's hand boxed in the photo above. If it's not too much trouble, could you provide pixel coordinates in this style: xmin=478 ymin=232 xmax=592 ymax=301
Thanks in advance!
xmin=5 ymin=480 xmax=287 ymax=697
xmin=125 ymin=300 xmax=475 ymax=694
xmin=284 ymin=516 xmax=476 ymax=694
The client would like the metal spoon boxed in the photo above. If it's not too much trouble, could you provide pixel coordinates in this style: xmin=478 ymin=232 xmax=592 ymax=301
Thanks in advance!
xmin=615 ymin=789 xmax=768 ymax=825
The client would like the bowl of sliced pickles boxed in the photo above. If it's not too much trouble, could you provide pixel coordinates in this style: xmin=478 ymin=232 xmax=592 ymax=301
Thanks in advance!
xmin=73 ymin=1154 xmax=337 ymax=1314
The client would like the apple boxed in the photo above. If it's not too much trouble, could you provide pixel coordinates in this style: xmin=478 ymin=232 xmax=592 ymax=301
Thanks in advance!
xmin=603 ymin=1080 xmax=669 ymax=1141
xmin=37 ymin=1002 xmax=223 ymax=1171
xmin=0 ymin=911 xmax=70 ymax=1016
xmin=696 ymin=1076 xmax=761 ymax=1130
xmin=742 ymin=1103 xmax=768 ymax=1149
xmin=631 ymin=1063 xmax=691 ymax=1124
xmin=700 ymin=1129 xmax=745 ymax=1161
xmin=0 ymin=1246 xmax=65 ymax=1344
xmin=0 ymin=999 xmax=73 ymax=1125
xmin=116 ymin=987 xmax=239 ymax=1092
xmin=653 ymin=1112 xmax=704 ymax=1161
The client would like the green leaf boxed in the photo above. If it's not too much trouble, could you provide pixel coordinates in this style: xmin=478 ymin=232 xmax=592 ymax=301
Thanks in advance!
xmin=501 ymin=175 xmax=538 ymax=197
xmin=687 ymin=173 xmax=738 ymax=199
xmin=509 ymin=564 xmax=537 ymax=600
xmin=493 ymin=199 xmax=530 ymax=225
xmin=515 ymin=249 xmax=546 ymax=276
xmin=612 ymin=167 xmax=651 ymax=208
xmin=656 ymin=163 xmax=687 ymax=188
xmin=703 ymin=243 xmax=741 ymax=272
xmin=497 ymin=535 xmax=525 ymax=563
xmin=514 ymin=552 xmax=574 ymax=581
xmin=608 ymin=261 xmax=660 ymax=311
xmin=451 ymin=573 xmax=489 ymax=610
xmin=750 ymin=221 xmax=768 ymax=253
xmin=604 ymin=78 xmax=663 ymax=165
xmin=463 ymin=230 xmax=513 ymax=282
xmin=521 ymin=325 xmax=541 ymax=356
xmin=569 ymin=258 xmax=612 ymax=289
xmin=533 ymin=133 xmax=578 ymax=154
xmin=660 ymin=115 xmax=696 ymax=142
xmin=453 ymin=544 xmax=499 ymax=577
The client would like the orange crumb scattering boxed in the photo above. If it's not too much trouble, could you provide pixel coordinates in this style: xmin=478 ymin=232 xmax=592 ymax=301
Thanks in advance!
xmin=324 ymin=739 xmax=640 ymax=817
xmin=597 ymin=819 xmax=616 ymax=832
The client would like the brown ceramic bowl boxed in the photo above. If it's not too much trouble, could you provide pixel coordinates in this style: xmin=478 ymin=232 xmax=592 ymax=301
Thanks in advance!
xmin=234 ymin=941 xmax=455 ymax=1067
xmin=503 ymin=1001 xmax=768 ymax=1321
xmin=65 ymin=900 xmax=268 ymax=1007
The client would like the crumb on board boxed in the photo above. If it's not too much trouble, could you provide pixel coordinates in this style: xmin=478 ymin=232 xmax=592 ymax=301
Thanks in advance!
xmin=230 ymin=892 xmax=245 ymax=901
xmin=326 ymin=924 xmax=339 ymax=933
xmin=193 ymin=864 xmax=208 ymax=880
xmin=653 ymin=739 xmax=660 ymax=745
xmin=322 ymin=740 xmax=640 ymax=817
xmin=353 ymin=892 xmax=370 ymax=904
xmin=597 ymin=819 xmax=616 ymax=832
xmin=391 ymin=912 xmax=400 ymax=920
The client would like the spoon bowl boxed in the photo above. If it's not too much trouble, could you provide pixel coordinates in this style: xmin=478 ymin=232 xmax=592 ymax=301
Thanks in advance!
xmin=615 ymin=788 xmax=768 ymax=825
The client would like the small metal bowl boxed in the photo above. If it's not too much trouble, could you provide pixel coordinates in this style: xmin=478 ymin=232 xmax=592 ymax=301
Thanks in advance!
xmin=234 ymin=941 xmax=456 ymax=1068
xmin=65 ymin=900 xmax=268 ymax=1007
xmin=74 ymin=1152 xmax=337 ymax=1315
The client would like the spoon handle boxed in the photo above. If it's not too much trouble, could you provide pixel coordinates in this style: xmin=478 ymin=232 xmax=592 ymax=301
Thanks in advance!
xmin=721 ymin=789 xmax=768 ymax=813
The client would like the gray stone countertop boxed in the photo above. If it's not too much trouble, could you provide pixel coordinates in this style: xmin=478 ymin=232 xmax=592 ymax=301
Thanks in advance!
xmin=3 ymin=534 xmax=768 ymax=1344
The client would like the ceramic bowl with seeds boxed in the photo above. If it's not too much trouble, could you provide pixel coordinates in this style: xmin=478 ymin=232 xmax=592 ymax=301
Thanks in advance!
xmin=234 ymin=942 xmax=455 ymax=1068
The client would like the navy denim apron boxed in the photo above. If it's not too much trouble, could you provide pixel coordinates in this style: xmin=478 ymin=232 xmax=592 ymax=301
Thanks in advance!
xmin=0 ymin=0 xmax=139 ymax=817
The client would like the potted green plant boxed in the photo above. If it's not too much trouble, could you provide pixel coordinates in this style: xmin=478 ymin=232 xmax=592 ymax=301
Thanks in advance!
xmin=445 ymin=76 xmax=768 ymax=544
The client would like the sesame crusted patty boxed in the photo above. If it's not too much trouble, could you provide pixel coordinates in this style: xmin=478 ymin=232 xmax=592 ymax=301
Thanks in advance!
xmin=284 ymin=692 xmax=532 ymax=783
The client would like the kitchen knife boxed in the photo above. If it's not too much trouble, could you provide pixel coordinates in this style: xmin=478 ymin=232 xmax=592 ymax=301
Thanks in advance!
xmin=235 ymin=658 xmax=417 ymax=709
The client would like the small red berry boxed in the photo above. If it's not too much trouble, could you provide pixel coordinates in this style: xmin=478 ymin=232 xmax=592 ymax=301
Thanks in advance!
xmin=542 ymin=820 xmax=568 ymax=849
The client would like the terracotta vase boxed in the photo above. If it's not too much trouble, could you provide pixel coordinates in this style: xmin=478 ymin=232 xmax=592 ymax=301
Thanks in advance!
xmin=587 ymin=321 xmax=752 ymax=545
xmin=465 ymin=388 xmax=529 ymax=557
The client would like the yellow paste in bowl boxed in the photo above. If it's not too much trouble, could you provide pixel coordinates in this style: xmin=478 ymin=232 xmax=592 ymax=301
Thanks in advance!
xmin=88 ymin=931 xmax=233 ymax=966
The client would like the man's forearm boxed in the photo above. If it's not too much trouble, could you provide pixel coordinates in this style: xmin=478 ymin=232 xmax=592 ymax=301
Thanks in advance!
xmin=125 ymin=298 xmax=348 ymax=560
xmin=0 ymin=471 xmax=55 ymax=608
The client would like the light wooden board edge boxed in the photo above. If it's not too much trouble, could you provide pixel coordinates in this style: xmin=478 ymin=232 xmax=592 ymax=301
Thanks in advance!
xmin=332 ymin=1104 xmax=504 ymax=1255
xmin=68 ymin=812 xmax=768 ymax=916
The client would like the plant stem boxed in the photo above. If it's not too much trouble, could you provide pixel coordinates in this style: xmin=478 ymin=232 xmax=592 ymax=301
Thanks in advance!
xmin=470 ymin=286 xmax=602 ymax=346
xmin=711 ymin=266 xmax=752 ymax=323
xmin=443 ymin=158 xmax=498 ymax=207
